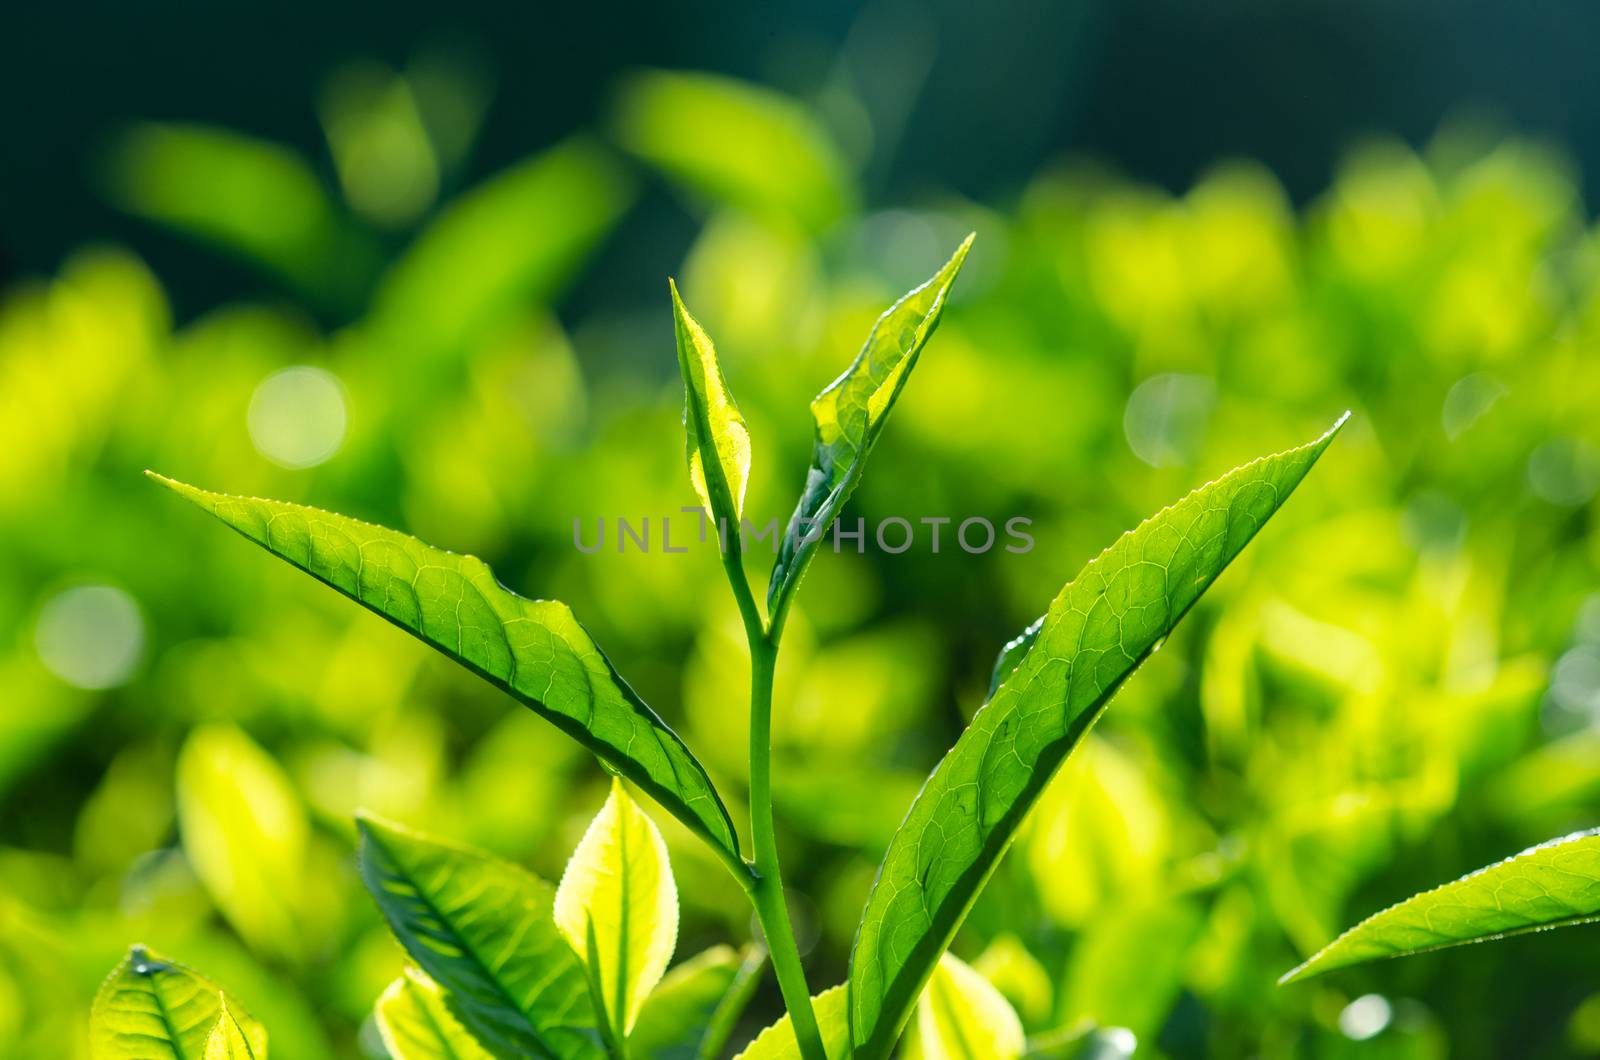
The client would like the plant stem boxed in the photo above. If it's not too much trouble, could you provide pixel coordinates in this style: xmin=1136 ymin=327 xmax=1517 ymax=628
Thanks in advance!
xmin=744 ymin=633 xmax=828 ymax=1060
xmin=713 ymin=524 xmax=827 ymax=1060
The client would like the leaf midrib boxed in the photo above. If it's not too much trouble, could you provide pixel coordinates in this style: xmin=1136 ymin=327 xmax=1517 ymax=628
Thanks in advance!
xmin=367 ymin=829 xmax=561 ymax=1060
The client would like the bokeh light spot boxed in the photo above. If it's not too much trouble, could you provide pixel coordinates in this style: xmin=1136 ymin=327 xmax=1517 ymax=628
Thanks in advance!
xmin=1527 ymin=437 xmax=1600 ymax=507
xmin=1123 ymin=373 xmax=1215 ymax=467
xmin=1441 ymin=372 xmax=1507 ymax=439
xmin=247 ymin=365 xmax=348 ymax=468
xmin=1339 ymin=993 xmax=1393 ymax=1041
xmin=35 ymin=584 xmax=145 ymax=690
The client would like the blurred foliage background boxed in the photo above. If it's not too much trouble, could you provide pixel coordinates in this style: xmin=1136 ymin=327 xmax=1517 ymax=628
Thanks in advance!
xmin=5 ymin=3 xmax=1600 ymax=1058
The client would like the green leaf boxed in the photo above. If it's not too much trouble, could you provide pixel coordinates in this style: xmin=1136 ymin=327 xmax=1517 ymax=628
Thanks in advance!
xmin=203 ymin=997 xmax=267 ymax=1060
xmin=911 ymin=954 xmax=1025 ymax=1060
xmin=629 ymin=945 xmax=760 ymax=1060
xmin=371 ymin=137 xmax=634 ymax=355
xmin=610 ymin=71 xmax=852 ymax=232
xmin=985 ymin=617 xmax=1043 ymax=701
xmin=91 ymin=945 xmax=264 ymax=1060
xmin=1281 ymin=826 xmax=1600 ymax=983
xmin=554 ymin=778 xmax=680 ymax=1038
xmin=671 ymin=280 xmax=752 ymax=526
xmin=356 ymin=815 xmax=601 ymax=1059
xmin=767 ymin=237 xmax=973 ymax=622
xmin=149 ymin=474 xmax=743 ymax=873
xmin=848 ymin=416 xmax=1347 ymax=1057
xmin=972 ymin=936 xmax=1052 ymax=1029
xmin=176 ymin=724 xmax=308 ymax=962
xmin=731 ymin=985 xmax=851 ymax=1060
xmin=374 ymin=968 xmax=495 ymax=1060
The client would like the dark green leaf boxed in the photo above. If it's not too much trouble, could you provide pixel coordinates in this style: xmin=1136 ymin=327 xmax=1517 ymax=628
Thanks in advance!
xmin=848 ymin=417 xmax=1347 ymax=1057
xmin=1281 ymin=827 xmax=1600 ymax=983
xmin=149 ymin=474 xmax=742 ymax=873
xmin=357 ymin=815 xmax=600 ymax=1059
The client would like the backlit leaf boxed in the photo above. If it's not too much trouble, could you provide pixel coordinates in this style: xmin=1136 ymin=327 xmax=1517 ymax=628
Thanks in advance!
xmin=913 ymin=954 xmax=1025 ymax=1060
xmin=731 ymin=985 xmax=851 ymax=1060
xmin=176 ymin=724 xmax=307 ymax=962
xmin=554 ymin=779 xmax=679 ymax=1038
xmin=767 ymin=237 xmax=973 ymax=622
xmin=203 ymin=997 xmax=267 ymax=1060
xmin=92 ymin=946 xmax=264 ymax=1060
xmin=356 ymin=815 xmax=600 ymax=1058
xmin=1281 ymin=827 xmax=1600 ymax=983
xmin=630 ymin=945 xmax=758 ymax=1060
xmin=374 ymin=968 xmax=495 ymax=1060
xmin=848 ymin=417 xmax=1347 ymax=1056
xmin=371 ymin=137 xmax=633 ymax=355
xmin=671 ymin=280 xmax=751 ymax=525
xmin=611 ymin=71 xmax=852 ymax=231
xmin=150 ymin=474 xmax=743 ymax=873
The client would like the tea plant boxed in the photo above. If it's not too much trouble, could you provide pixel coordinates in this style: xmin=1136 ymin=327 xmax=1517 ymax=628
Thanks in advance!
xmin=105 ymin=237 xmax=1346 ymax=1057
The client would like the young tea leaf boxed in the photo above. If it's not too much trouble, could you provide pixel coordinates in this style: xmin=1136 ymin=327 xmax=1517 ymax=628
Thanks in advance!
xmin=912 ymin=953 xmax=1025 ymax=1060
xmin=149 ymin=475 xmax=743 ymax=875
xmin=92 ymin=946 xmax=264 ymax=1060
xmin=672 ymin=280 xmax=751 ymax=529
xmin=176 ymin=724 xmax=307 ymax=963
xmin=766 ymin=236 xmax=973 ymax=625
xmin=375 ymin=968 xmax=495 ymax=1060
xmin=629 ymin=945 xmax=758 ymax=1060
xmin=848 ymin=417 xmax=1347 ymax=1057
xmin=554 ymin=778 xmax=679 ymax=1040
xmin=1281 ymin=827 xmax=1600 ymax=983
xmin=732 ymin=984 xmax=851 ymax=1060
xmin=203 ymin=997 xmax=266 ymax=1060
xmin=356 ymin=815 xmax=601 ymax=1059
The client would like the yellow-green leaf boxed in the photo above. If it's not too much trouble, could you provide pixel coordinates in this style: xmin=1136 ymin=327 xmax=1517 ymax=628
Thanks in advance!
xmin=913 ymin=954 xmax=1024 ymax=1060
xmin=671 ymin=280 xmax=751 ymax=525
xmin=92 ymin=946 xmax=263 ymax=1060
xmin=1282 ymin=827 xmax=1600 ymax=983
xmin=767 ymin=237 xmax=972 ymax=624
xmin=972 ymin=936 xmax=1052 ymax=1029
xmin=150 ymin=474 xmax=743 ymax=876
xmin=357 ymin=815 xmax=600 ymax=1058
xmin=374 ymin=968 xmax=495 ymax=1060
xmin=203 ymin=997 xmax=267 ymax=1060
xmin=554 ymin=778 xmax=679 ymax=1038
xmin=731 ymin=985 xmax=851 ymax=1060
xmin=176 ymin=724 xmax=307 ymax=962
xmin=848 ymin=417 xmax=1346 ymax=1057
xmin=611 ymin=71 xmax=852 ymax=231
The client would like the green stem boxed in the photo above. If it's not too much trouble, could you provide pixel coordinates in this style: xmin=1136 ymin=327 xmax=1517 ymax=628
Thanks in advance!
xmin=744 ymin=634 xmax=828 ymax=1060
xmin=713 ymin=523 xmax=827 ymax=1060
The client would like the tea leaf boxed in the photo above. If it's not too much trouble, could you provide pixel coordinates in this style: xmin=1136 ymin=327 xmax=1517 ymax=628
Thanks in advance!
xmin=986 ymin=616 xmax=1043 ymax=701
xmin=203 ymin=998 xmax=267 ymax=1060
xmin=356 ymin=815 xmax=601 ymax=1059
xmin=374 ymin=968 xmax=495 ymax=1060
xmin=913 ymin=954 xmax=1025 ymax=1060
xmin=176 ymin=724 xmax=308 ymax=962
xmin=92 ymin=946 xmax=264 ymax=1060
xmin=611 ymin=70 xmax=852 ymax=231
xmin=767 ymin=237 xmax=972 ymax=622
xmin=371 ymin=137 xmax=634 ymax=354
xmin=671 ymin=281 xmax=751 ymax=525
xmin=1281 ymin=827 xmax=1600 ymax=983
xmin=732 ymin=985 xmax=851 ymax=1060
xmin=149 ymin=474 xmax=743 ymax=873
xmin=848 ymin=417 xmax=1346 ymax=1056
xmin=630 ymin=945 xmax=758 ymax=1060
xmin=554 ymin=779 xmax=679 ymax=1038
